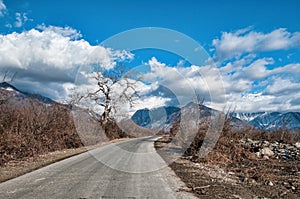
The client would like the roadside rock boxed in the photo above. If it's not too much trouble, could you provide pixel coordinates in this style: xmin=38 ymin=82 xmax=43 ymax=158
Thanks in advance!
xmin=241 ymin=139 xmax=300 ymax=161
xmin=261 ymin=147 xmax=274 ymax=158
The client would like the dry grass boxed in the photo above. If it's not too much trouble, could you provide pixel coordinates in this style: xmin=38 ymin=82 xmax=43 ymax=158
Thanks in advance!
xmin=157 ymin=115 xmax=300 ymax=198
xmin=0 ymin=101 xmax=82 ymax=166
xmin=0 ymin=147 xmax=87 ymax=183
xmin=0 ymin=95 xmax=129 ymax=166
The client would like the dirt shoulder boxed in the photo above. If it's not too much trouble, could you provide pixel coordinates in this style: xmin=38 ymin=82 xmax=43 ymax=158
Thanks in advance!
xmin=0 ymin=138 xmax=130 ymax=183
xmin=155 ymin=135 xmax=300 ymax=199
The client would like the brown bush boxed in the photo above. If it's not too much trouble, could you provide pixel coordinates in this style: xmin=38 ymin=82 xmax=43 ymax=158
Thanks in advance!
xmin=167 ymin=114 xmax=300 ymax=185
xmin=0 ymin=101 xmax=82 ymax=166
xmin=170 ymin=114 xmax=299 ymax=166
xmin=104 ymin=120 xmax=130 ymax=140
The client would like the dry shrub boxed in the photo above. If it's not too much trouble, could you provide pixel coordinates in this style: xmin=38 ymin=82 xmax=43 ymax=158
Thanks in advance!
xmin=103 ymin=120 xmax=130 ymax=140
xmin=169 ymin=114 xmax=300 ymax=184
xmin=0 ymin=101 xmax=83 ymax=166
xmin=117 ymin=119 xmax=155 ymax=138
xmin=190 ymin=118 xmax=299 ymax=164
xmin=72 ymin=109 xmax=109 ymax=146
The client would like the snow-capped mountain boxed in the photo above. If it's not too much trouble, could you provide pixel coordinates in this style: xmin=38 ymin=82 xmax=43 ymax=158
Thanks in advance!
xmin=234 ymin=112 xmax=300 ymax=130
xmin=131 ymin=103 xmax=300 ymax=131
xmin=3 ymin=81 xmax=298 ymax=131
xmin=233 ymin=112 xmax=266 ymax=122
xmin=0 ymin=82 xmax=54 ymax=104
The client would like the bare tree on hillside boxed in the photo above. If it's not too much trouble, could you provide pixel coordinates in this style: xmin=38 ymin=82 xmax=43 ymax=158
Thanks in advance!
xmin=71 ymin=65 xmax=140 ymax=126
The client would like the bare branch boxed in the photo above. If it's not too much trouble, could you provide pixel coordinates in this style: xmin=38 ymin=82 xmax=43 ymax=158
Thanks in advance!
xmin=71 ymin=64 xmax=140 ymax=126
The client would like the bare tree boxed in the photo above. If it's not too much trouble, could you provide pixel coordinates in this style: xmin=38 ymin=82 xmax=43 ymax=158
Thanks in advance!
xmin=72 ymin=65 xmax=140 ymax=126
xmin=1 ymin=70 xmax=17 ymax=83
xmin=194 ymin=93 xmax=205 ymax=107
xmin=0 ymin=71 xmax=17 ymax=105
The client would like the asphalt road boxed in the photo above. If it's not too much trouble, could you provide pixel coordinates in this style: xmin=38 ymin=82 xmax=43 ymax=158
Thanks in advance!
xmin=0 ymin=136 xmax=196 ymax=199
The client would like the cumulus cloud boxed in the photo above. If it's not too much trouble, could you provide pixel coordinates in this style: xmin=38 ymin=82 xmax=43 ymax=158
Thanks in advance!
xmin=139 ymin=55 xmax=300 ymax=113
xmin=227 ymin=57 xmax=294 ymax=81
xmin=141 ymin=57 xmax=226 ymax=110
xmin=36 ymin=24 xmax=82 ymax=39
xmin=219 ymin=56 xmax=300 ymax=112
xmin=0 ymin=25 xmax=133 ymax=100
xmin=1 ymin=24 xmax=299 ymax=114
xmin=213 ymin=28 xmax=300 ymax=61
xmin=129 ymin=96 xmax=172 ymax=116
xmin=264 ymin=77 xmax=300 ymax=96
xmin=232 ymin=91 xmax=300 ymax=113
xmin=67 ymin=26 xmax=300 ymax=113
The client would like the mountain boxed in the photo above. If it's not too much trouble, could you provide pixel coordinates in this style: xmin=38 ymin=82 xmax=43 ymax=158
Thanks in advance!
xmin=5 ymin=81 xmax=297 ymax=131
xmin=233 ymin=112 xmax=266 ymax=122
xmin=0 ymin=82 xmax=54 ymax=104
xmin=234 ymin=112 xmax=300 ymax=130
xmin=131 ymin=102 xmax=235 ymax=130
xmin=131 ymin=102 xmax=300 ymax=131
xmin=131 ymin=106 xmax=181 ymax=129
xmin=0 ymin=82 xmax=22 ymax=92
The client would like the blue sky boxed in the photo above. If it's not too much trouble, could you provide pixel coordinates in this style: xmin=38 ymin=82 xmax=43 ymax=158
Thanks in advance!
xmin=2 ymin=0 xmax=300 ymax=46
xmin=0 ymin=0 xmax=300 ymax=113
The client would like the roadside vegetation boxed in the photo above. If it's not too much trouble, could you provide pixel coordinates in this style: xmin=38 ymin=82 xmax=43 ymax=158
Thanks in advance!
xmin=0 ymin=100 xmax=81 ymax=166
xmin=156 ymin=112 xmax=300 ymax=198
xmin=0 ymin=93 xmax=129 ymax=168
xmin=0 ymin=64 xmax=137 ymax=168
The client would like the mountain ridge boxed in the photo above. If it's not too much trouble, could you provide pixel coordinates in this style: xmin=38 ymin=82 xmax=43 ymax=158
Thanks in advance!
xmin=234 ymin=112 xmax=300 ymax=130
xmin=132 ymin=105 xmax=300 ymax=131
xmin=1 ymin=82 xmax=299 ymax=131
xmin=0 ymin=82 xmax=54 ymax=104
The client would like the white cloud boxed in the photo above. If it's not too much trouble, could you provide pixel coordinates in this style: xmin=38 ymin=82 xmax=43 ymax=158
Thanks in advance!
xmin=222 ymin=56 xmax=300 ymax=82
xmin=139 ymin=55 xmax=300 ymax=113
xmin=64 ymin=48 xmax=300 ymax=114
xmin=213 ymin=28 xmax=300 ymax=61
xmin=66 ymin=26 xmax=299 ymax=114
xmin=1 ymin=24 xmax=299 ymax=114
xmin=230 ymin=91 xmax=300 ymax=113
xmin=265 ymin=77 xmax=300 ymax=96
xmin=14 ymin=12 xmax=30 ymax=28
xmin=142 ymin=57 xmax=226 ymax=109
xmin=0 ymin=0 xmax=6 ymax=17
xmin=36 ymin=24 xmax=81 ymax=39
xmin=218 ymin=56 xmax=300 ymax=112
xmin=129 ymin=96 xmax=172 ymax=116
xmin=0 ymin=25 xmax=132 ymax=71
xmin=0 ymin=25 xmax=133 ymax=100
xmin=227 ymin=93 xmax=276 ymax=112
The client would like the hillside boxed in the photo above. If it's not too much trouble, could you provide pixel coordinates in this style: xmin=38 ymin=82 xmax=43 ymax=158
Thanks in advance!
xmin=155 ymin=111 xmax=300 ymax=198
xmin=0 ymin=82 xmax=127 ymax=166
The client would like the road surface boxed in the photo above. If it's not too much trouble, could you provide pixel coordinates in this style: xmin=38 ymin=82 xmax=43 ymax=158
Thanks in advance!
xmin=0 ymin=136 xmax=196 ymax=199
